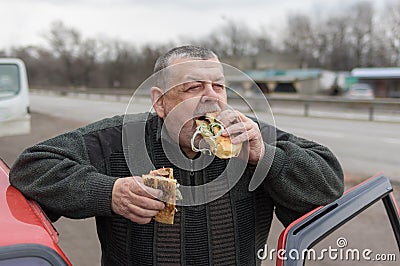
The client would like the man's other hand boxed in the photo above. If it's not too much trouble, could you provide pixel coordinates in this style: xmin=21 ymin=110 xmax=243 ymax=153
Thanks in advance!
xmin=111 ymin=176 xmax=165 ymax=224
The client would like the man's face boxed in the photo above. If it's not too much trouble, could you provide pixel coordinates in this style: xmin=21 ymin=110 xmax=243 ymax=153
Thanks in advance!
xmin=154 ymin=57 xmax=227 ymax=154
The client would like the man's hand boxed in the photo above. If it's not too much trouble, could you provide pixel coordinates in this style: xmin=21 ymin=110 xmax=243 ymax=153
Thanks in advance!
xmin=111 ymin=176 xmax=165 ymax=224
xmin=217 ymin=109 xmax=265 ymax=165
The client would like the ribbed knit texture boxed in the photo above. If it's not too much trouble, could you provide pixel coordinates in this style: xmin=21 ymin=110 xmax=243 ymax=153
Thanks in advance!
xmin=109 ymin=151 xmax=154 ymax=266
xmin=128 ymin=222 xmax=154 ymax=266
xmin=254 ymin=189 xmax=274 ymax=252
xmin=236 ymin=196 xmax=256 ymax=265
xmin=209 ymin=193 xmax=237 ymax=265
xmin=184 ymin=205 xmax=210 ymax=265
xmin=206 ymin=158 xmax=236 ymax=265
xmin=156 ymin=212 xmax=181 ymax=265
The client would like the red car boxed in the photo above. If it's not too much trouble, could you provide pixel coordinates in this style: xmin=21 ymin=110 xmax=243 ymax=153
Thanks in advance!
xmin=0 ymin=158 xmax=71 ymax=265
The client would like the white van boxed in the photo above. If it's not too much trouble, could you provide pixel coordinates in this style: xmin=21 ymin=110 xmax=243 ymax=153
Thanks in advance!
xmin=0 ymin=58 xmax=31 ymax=137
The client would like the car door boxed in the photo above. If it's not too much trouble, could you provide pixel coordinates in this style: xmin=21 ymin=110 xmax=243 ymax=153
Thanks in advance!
xmin=273 ymin=174 xmax=399 ymax=266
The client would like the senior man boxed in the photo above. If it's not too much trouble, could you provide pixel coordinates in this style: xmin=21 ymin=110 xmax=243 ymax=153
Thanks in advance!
xmin=10 ymin=45 xmax=343 ymax=265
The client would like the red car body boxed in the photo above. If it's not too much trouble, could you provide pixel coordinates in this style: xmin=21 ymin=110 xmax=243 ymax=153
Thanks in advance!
xmin=0 ymin=158 xmax=71 ymax=265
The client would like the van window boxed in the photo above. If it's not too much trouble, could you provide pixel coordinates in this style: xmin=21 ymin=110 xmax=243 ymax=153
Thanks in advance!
xmin=0 ymin=64 xmax=20 ymax=98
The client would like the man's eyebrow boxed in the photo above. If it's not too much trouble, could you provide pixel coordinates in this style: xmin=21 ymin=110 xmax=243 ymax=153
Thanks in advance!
xmin=184 ymin=75 xmax=225 ymax=82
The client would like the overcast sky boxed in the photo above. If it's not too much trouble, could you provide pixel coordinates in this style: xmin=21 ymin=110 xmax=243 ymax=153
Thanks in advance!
xmin=0 ymin=0 xmax=394 ymax=50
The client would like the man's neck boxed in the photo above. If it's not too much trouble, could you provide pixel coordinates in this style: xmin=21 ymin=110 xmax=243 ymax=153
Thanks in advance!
xmin=181 ymin=146 xmax=199 ymax=159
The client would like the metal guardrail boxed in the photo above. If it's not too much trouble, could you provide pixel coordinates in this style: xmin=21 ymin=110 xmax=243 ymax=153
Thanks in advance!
xmin=250 ymin=96 xmax=400 ymax=121
xmin=31 ymin=88 xmax=400 ymax=122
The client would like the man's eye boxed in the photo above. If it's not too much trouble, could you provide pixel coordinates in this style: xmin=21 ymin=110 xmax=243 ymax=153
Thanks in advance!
xmin=213 ymin=83 xmax=225 ymax=90
xmin=187 ymin=84 xmax=203 ymax=91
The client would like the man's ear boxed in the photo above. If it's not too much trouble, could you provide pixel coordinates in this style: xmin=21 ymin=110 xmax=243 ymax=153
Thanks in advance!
xmin=150 ymin=87 xmax=166 ymax=118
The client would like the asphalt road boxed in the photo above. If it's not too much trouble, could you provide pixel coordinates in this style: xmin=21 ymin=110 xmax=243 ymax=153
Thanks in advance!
xmin=29 ymin=93 xmax=400 ymax=183
xmin=1 ymin=93 xmax=399 ymax=265
xmin=0 ymin=113 xmax=101 ymax=266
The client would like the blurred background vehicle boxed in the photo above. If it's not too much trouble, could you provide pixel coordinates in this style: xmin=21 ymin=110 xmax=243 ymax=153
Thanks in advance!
xmin=0 ymin=58 xmax=31 ymax=137
xmin=344 ymin=83 xmax=375 ymax=100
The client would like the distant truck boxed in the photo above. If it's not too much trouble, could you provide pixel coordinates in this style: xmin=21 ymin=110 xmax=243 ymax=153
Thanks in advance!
xmin=0 ymin=58 xmax=31 ymax=137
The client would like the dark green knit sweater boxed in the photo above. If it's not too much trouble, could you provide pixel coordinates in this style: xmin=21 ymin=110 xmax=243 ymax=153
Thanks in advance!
xmin=9 ymin=113 xmax=344 ymax=265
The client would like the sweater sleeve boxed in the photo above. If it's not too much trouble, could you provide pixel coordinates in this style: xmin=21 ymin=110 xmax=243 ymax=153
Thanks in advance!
xmin=9 ymin=127 xmax=119 ymax=221
xmin=258 ymin=123 xmax=344 ymax=227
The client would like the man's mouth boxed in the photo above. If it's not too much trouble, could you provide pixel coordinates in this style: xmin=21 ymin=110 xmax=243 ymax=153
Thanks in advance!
xmin=193 ymin=114 xmax=207 ymax=121
xmin=192 ymin=110 xmax=220 ymax=121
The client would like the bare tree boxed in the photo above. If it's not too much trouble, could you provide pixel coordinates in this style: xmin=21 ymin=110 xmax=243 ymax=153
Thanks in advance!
xmin=383 ymin=0 xmax=400 ymax=66
xmin=5 ymin=2 xmax=399 ymax=90
xmin=284 ymin=13 xmax=315 ymax=67
xmin=99 ymin=40 xmax=136 ymax=88
xmin=283 ymin=2 xmax=378 ymax=70
xmin=197 ymin=34 xmax=227 ymax=58
xmin=251 ymin=25 xmax=274 ymax=55
xmin=8 ymin=45 xmax=62 ymax=86
xmin=221 ymin=18 xmax=255 ymax=56
xmin=347 ymin=1 xmax=374 ymax=67
xmin=77 ymin=38 xmax=100 ymax=87
xmin=44 ymin=21 xmax=82 ymax=86
xmin=200 ymin=18 xmax=256 ymax=57
xmin=135 ymin=44 xmax=167 ymax=85
xmin=323 ymin=15 xmax=352 ymax=69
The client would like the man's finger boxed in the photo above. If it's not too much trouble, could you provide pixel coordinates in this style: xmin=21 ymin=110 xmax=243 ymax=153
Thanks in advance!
xmin=131 ymin=193 xmax=165 ymax=211
xmin=235 ymin=110 xmax=249 ymax=122
xmin=222 ymin=122 xmax=250 ymax=137
xmin=130 ymin=176 xmax=164 ymax=199
xmin=128 ymin=203 xmax=162 ymax=218
xmin=231 ymin=127 xmax=258 ymax=144
xmin=217 ymin=109 xmax=240 ymax=127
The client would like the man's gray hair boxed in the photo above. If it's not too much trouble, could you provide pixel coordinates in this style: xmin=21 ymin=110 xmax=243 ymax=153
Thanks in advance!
xmin=153 ymin=45 xmax=218 ymax=73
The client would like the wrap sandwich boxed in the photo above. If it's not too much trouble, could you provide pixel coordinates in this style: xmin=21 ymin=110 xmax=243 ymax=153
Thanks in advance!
xmin=142 ymin=168 xmax=182 ymax=224
xmin=191 ymin=112 xmax=242 ymax=159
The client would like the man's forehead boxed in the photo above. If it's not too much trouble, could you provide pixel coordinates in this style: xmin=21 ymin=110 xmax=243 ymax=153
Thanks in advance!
xmin=166 ymin=58 xmax=224 ymax=83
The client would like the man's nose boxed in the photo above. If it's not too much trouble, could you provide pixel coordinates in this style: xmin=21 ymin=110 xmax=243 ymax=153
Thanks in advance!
xmin=201 ymin=82 xmax=219 ymax=103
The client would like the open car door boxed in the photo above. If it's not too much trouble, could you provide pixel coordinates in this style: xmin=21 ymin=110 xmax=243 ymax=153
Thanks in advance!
xmin=276 ymin=174 xmax=400 ymax=266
